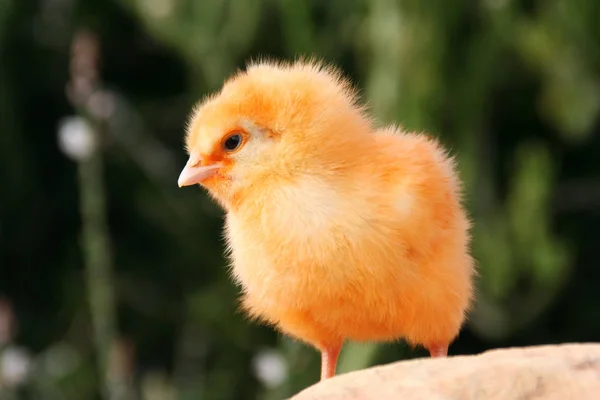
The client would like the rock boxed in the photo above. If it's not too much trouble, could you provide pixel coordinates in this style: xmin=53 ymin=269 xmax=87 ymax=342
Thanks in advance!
xmin=291 ymin=343 xmax=600 ymax=400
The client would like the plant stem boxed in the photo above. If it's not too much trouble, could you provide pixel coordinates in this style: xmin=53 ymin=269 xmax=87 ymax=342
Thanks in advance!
xmin=78 ymin=134 xmax=118 ymax=400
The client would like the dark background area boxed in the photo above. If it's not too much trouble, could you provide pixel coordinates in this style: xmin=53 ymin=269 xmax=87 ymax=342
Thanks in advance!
xmin=1 ymin=0 xmax=599 ymax=399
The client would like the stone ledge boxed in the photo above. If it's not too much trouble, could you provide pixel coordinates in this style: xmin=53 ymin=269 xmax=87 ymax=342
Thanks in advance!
xmin=291 ymin=343 xmax=600 ymax=400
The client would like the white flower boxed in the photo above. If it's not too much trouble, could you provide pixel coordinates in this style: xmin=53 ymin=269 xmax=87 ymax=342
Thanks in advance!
xmin=0 ymin=346 xmax=31 ymax=386
xmin=57 ymin=116 xmax=97 ymax=161
xmin=251 ymin=348 xmax=288 ymax=388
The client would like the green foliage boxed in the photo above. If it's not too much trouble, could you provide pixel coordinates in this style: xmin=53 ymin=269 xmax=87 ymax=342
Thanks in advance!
xmin=1 ymin=0 xmax=599 ymax=399
xmin=472 ymin=142 xmax=570 ymax=340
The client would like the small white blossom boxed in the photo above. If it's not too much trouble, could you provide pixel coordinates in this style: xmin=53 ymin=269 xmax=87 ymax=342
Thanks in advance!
xmin=252 ymin=348 xmax=288 ymax=388
xmin=0 ymin=346 xmax=31 ymax=386
xmin=57 ymin=116 xmax=97 ymax=161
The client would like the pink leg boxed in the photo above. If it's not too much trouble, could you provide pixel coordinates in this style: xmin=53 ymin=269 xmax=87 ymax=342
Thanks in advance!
xmin=320 ymin=343 xmax=342 ymax=380
xmin=427 ymin=343 xmax=449 ymax=358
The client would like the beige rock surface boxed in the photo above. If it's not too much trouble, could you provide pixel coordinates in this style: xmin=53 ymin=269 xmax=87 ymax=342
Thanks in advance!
xmin=291 ymin=343 xmax=600 ymax=400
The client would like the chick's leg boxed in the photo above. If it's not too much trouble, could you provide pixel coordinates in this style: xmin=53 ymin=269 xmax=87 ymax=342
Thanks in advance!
xmin=427 ymin=343 xmax=448 ymax=358
xmin=320 ymin=343 xmax=342 ymax=380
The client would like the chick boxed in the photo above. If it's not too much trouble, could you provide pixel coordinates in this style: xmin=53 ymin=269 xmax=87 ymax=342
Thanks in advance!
xmin=178 ymin=60 xmax=474 ymax=381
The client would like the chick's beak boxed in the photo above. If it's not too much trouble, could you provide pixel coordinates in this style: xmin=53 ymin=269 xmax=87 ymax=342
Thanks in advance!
xmin=178 ymin=157 xmax=222 ymax=187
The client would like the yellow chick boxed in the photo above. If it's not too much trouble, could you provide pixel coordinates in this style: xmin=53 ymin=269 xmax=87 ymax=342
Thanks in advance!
xmin=178 ymin=59 xmax=474 ymax=381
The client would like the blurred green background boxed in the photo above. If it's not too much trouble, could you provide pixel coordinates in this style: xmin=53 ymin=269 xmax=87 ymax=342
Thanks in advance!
xmin=1 ymin=0 xmax=599 ymax=399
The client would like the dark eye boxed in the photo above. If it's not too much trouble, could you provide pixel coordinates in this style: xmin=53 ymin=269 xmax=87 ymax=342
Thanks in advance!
xmin=223 ymin=133 xmax=243 ymax=151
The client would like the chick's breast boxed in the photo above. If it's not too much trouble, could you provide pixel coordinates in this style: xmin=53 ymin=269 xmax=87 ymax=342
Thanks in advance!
xmin=224 ymin=133 xmax=473 ymax=349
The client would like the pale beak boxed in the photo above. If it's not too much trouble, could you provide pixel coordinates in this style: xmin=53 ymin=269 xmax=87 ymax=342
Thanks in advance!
xmin=177 ymin=158 xmax=223 ymax=187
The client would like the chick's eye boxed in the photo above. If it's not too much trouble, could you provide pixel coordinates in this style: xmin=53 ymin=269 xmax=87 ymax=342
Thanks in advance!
xmin=223 ymin=133 xmax=243 ymax=151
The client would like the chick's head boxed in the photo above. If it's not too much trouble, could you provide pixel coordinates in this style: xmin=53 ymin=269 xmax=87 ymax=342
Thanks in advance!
xmin=178 ymin=60 xmax=372 ymax=207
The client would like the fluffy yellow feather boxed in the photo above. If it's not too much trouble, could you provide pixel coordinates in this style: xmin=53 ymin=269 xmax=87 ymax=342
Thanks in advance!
xmin=178 ymin=59 xmax=475 ymax=381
